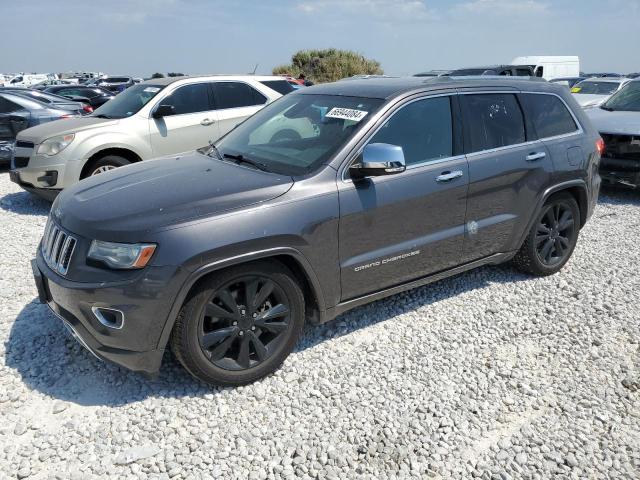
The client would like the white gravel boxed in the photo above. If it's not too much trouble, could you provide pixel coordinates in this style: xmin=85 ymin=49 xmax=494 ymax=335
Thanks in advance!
xmin=0 ymin=171 xmax=639 ymax=480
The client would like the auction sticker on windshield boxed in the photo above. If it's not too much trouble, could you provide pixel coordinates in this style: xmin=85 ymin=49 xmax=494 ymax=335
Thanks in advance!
xmin=325 ymin=108 xmax=368 ymax=122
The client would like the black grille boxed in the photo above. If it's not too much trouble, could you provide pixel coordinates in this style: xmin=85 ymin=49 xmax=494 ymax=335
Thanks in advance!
xmin=601 ymin=134 xmax=640 ymax=161
xmin=41 ymin=219 xmax=77 ymax=276
xmin=15 ymin=140 xmax=34 ymax=149
xmin=13 ymin=156 xmax=29 ymax=168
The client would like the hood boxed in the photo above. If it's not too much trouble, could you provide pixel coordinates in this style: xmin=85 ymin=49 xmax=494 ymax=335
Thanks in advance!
xmin=574 ymin=94 xmax=609 ymax=107
xmin=585 ymin=107 xmax=640 ymax=135
xmin=53 ymin=151 xmax=294 ymax=241
xmin=16 ymin=117 xmax=119 ymax=143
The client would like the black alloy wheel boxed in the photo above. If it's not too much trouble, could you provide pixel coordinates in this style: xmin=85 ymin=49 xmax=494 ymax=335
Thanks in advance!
xmin=535 ymin=202 xmax=576 ymax=267
xmin=199 ymin=276 xmax=292 ymax=371
xmin=170 ymin=261 xmax=305 ymax=386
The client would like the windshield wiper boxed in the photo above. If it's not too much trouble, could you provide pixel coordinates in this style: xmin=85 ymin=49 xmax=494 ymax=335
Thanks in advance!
xmin=600 ymin=105 xmax=615 ymax=111
xmin=222 ymin=153 xmax=270 ymax=172
xmin=92 ymin=114 xmax=115 ymax=119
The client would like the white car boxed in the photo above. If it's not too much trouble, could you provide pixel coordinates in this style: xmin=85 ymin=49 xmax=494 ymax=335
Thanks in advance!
xmin=9 ymin=75 xmax=295 ymax=199
xmin=571 ymin=77 xmax=631 ymax=108
xmin=2 ymin=73 xmax=55 ymax=87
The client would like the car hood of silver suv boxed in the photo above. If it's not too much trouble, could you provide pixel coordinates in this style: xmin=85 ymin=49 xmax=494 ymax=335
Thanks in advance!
xmin=16 ymin=117 xmax=120 ymax=143
xmin=586 ymin=107 xmax=640 ymax=135
xmin=53 ymin=152 xmax=294 ymax=241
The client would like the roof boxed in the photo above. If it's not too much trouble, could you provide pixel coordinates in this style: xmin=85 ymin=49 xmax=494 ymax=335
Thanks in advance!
xmin=140 ymin=75 xmax=288 ymax=86
xmin=297 ymin=76 xmax=555 ymax=100
xmin=579 ymin=77 xmax=630 ymax=83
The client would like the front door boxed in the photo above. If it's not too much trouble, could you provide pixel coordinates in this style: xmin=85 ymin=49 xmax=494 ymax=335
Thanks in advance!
xmin=338 ymin=95 xmax=469 ymax=301
xmin=149 ymin=82 xmax=219 ymax=156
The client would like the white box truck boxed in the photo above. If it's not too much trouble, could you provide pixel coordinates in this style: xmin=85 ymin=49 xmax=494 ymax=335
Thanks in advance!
xmin=510 ymin=56 xmax=580 ymax=80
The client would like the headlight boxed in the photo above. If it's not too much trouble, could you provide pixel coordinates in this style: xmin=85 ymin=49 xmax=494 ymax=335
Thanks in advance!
xmin=36 ymin=134 xmax=75 ymax=156
xmin=88 ymin=240 xmax=156 ymax=269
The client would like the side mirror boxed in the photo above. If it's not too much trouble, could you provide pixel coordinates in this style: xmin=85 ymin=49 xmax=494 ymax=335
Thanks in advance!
xmin=153 ymin=104 xmax=176 ymax=118
xmin=349 ymin=143 xmax=406 ymax=179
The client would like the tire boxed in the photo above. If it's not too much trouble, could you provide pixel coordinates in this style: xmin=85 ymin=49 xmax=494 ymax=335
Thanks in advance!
xmin=512 ymin=192 xmax=580 ymax=276
xmin=170 ymin=261 xmax=305 ymax=386
xmin=83 ymin=155 xmax=130 ymax=178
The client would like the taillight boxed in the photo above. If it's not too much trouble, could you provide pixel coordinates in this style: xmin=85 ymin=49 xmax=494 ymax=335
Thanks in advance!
xmin=59 ymin=114 xmax=74 ymax=119
xmin=83 ymin=105 xmax=93 ymax=113
xmin=596 ymin=138 xmax=605 ymax=155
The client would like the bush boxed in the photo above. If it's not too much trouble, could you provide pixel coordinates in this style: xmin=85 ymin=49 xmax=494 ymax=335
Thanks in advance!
xmin=273 ymin=49 xmax=383 ymax=83
xmin=150 ymin=72 xmax=164 ymax=79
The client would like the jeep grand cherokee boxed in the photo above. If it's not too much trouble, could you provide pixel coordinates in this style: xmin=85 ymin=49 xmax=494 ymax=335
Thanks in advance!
xmin=32 ymin=77 xmax=601 ymax=386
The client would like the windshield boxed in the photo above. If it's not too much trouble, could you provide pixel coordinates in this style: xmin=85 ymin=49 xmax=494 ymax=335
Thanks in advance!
xmin=572 ymin=81 xmax=619 ymax=95
xmin=91 ymin=84 xmax=164 ymax=118
xmin=602 ymin=81 xmax=640 ymax=112
xmin=103 ymin=77 xmax=131 ymax=83
xmin=214 ymin=93 xmax=384 ymax=175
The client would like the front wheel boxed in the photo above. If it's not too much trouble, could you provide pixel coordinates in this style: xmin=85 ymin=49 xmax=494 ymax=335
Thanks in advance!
xmin=83 ymin=155 xmax=131 ymax=178
xmin=170 ymin=261 xmax=305 ymax=386
xmin=512 ymin=193 xmax=580 ymax=276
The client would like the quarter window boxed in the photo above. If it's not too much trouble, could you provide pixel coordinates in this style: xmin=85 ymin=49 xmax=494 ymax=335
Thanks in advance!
xmin=213 ymin=82 xmax=267 ymax=109
xmin=163 ymin=83 xmax=211 ymax=115
xmin=462 ymin=94 xmax=526 ymax=152
xmin=0 ymin=97 xmax=23 ymax=113
xmin=368 ymin=96 xmax=453 ymax=166
xmin=520 ymin=94 xmax=577 ymax=139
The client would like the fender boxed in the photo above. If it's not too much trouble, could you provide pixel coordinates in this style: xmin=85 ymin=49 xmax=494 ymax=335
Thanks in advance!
xmin=516 ymin=179 xmax=589 ymax=249
xmin=155 ymin=247 xmax=326 ymax=351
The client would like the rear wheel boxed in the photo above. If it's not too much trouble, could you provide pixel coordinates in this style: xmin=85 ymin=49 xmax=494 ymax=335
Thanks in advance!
xmin=512 ymin=193 xmax=580 ymax=276
xmin=83 ymin=155 xmax=130 ymax=178
xmin=170 ymin=261 xmax=305 ymax=386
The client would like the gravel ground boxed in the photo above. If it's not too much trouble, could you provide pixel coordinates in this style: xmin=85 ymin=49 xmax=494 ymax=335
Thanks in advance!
xmin=0 ymin=170 xmax=638 ymax=480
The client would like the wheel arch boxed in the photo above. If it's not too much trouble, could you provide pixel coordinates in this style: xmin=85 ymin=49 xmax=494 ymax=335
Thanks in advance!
xmin=80 ymin=147 xmax=143 ymax=178
xmin=155 ymin=248 xmax=326 ymax=352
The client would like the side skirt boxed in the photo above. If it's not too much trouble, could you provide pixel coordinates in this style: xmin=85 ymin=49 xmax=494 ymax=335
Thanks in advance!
xmin=320 ymin=251 xmax=516 ymax=323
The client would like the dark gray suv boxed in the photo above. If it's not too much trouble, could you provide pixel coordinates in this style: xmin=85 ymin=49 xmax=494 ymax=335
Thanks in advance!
xmin=32 ymin=77 xmax=602 ymax=386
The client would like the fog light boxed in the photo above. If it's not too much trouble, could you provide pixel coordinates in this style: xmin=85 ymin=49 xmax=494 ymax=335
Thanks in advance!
xmin=92 ymin=307 xmax=124 ymax=329
xmin=37 ymin=170 xmax=58 ymax=187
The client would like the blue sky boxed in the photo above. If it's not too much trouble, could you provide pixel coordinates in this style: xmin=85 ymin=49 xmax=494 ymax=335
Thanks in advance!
xmin=3 ymin=0 xmax=640 ymax=77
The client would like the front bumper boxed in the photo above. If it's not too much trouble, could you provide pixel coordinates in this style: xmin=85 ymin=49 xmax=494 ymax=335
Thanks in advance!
xmin=32 ymin=251 xmax=186 ymax=374
xmin=599 ymin=156 xmax=640 ymax=187
xmin=9 ymin=170 xmax=61 ymax=201
xmin=10 ymin=141 xmax=78 ymax=193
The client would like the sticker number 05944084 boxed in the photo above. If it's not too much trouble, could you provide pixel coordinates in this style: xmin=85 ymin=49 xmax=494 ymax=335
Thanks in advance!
xmin=325 ymin=108 xmax=369 ymax=122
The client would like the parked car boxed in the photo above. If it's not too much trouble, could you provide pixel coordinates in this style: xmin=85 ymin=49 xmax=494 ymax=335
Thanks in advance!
xmin=32 ymin=79 xmax=77 ymax=91
xmin=585 ymin=79 xmax=640 ymax=188
xmin=511 ymin=56 xmax=580 ymax=80
xmin=414 ymin=70 xmax=452 ymax=77
xmin=31 ymin=77 xmax=601 ymax=385
xmin=10 ymin=75 xmax=291 ymax=199
xmin=43 ymin=85 xmax=115 ymax=109
xmin=446 ymin=65 xmax=534 ymax=77
xmin=0 ymin=88 xmax=92 ymax=115
xmin=549 ymin=77 xmax=586 ymax=88
xmin=96 ymin=76 xmax=135 ymax=93
xmin=0 ymin=92 xmax=79 ymax=166
xmin=571 ymin=77 xmax=631 ymax=108
xmin=2 ymin=74 xmax=54 ymax=87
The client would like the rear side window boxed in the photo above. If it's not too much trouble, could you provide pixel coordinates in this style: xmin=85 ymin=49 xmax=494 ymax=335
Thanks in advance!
xmin=0 ymin=96 xmax=23 ymax=113
xmin=163 ymin=83 xmax=211 ymax=115
xmin=368 ymin=96 xmax=453 ymax=166
xmin=213 ymin=82 xmax=267 ymax=109
xmin=259 ymin=80 xmax=294 ymax=95
xmin=516 ymin=69 xmax=532 ymax=76
xmin=520 ymin=93 xmax=578 ymax=139
xmin=461 ymin=94 xmax=526 ymax=152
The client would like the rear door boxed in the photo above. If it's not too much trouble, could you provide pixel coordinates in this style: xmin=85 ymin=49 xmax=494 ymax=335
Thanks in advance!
xmin=149 ymin=82 xmax=219 ymax=155
xmin=459 ymin=91 xmax=553 ymax=262
xmin=0 ymin=96 xmax=30 ymax=161
xmin=211 ymin=82 xmax=268 ymax=138
xmin=338 ymin=94 xmax=469 ymax=300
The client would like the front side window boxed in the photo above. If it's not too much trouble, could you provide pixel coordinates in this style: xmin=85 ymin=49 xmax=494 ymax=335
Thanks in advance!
xmin=520 ymin=94 xmax=577 ymax=138
xmin=462 ymin=94 xmax=526 ymax=152
xmin=602 ymin=82 xmax=640 ymax=112
xmin=91 ymin=83 xmax=165 ymax=119
xmin=162 ymin=83 xmax=211 ymax=115
xmin=214 ymin=93 xmax=383 ymax=175
xmin=368 ymin=97 xmax=453 ymax=166
xmin=213 ymin=82 xmax=267 ymax=109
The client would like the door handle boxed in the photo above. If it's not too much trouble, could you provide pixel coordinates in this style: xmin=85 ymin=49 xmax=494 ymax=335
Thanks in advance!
xmin=200 ymin=118 xmax=216 ymax=126
xmin=435 ymin=170 xmax=463 ymax=182
xmin=526 ymin=152 xmax=546 ymax=162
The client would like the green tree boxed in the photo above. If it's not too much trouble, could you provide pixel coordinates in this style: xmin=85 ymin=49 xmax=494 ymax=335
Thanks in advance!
xmin=150 ymin=72 xmax=164 ymax=78
xmin=273 ymin=48 xmax=383 ymax=84
xmin=167 ymin=72 xmax=185 ymax=77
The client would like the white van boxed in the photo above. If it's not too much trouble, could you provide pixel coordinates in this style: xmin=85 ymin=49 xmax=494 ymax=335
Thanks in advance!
xmin=2 ymin=73 xmax=55 ymax=87
xmin=510 ymin=56 xmax=580 ymax=80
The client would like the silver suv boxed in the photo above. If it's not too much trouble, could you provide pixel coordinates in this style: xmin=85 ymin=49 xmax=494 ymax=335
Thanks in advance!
xmin=9 ymin=75 xmax=293 ymax=199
